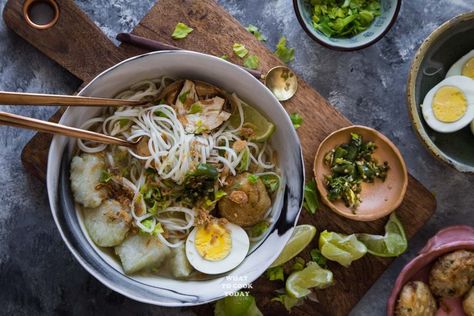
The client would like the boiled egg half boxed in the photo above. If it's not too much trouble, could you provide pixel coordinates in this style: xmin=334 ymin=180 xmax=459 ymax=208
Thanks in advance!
xmin=185 ymin=221 xmax=249 ymax=274
xmin=446 ymin=50 xmax=474 ymax=79
xmin=421 ymin=76 xmax=474 ymax=133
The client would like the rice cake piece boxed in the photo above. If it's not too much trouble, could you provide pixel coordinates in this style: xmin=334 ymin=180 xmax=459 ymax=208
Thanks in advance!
xmin=115 ymin=234 xmax=171 ymax=274
xmin=83 ymin=199 xmax=131 ymax=247
xmin=70 ymin=153 xmax=107 ymax=208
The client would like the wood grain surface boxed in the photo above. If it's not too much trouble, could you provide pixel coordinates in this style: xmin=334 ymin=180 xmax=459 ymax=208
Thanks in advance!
xmin=3 ymin=0 xmax=436 ymax=315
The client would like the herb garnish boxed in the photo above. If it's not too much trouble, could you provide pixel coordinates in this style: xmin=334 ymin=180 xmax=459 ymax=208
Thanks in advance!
xmin=310 ymin=0 xmax=381 ymax=38
xmin=233 ymin=43 xmax=249 ymax=58
xmin=243 ymin=55 xmax=260 ymax=69
xmin=171 ymin=22 xmax=193 ymax=39
xmin=274 ymin=36 xmax=295 ymax=63
xmin=246 ymin=24 xmax=267 ymax=41
xmin=290 ymin=113 xmax=303 ymax=129
xmin=323 ymin=133 xmax=389 ymax=210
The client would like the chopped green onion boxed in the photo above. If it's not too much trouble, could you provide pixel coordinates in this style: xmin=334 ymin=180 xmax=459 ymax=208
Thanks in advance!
xmin=178 ymin=90 xmax=190 ymax=103
xmin=310 ymin=0 xmax=381 ymax=38
xmin=237 ymin=148 xmax=250 ymax=172
xmin=118 ymin=118 xmax=129 ymax=128
xmin=248 ymin=221 xmax=269 ymax=238
xmin=260 ymin=174 xmax=280 ymax=193
xmin=290 ymin=113 xmax=303 ymax=129
xmin=310 ymin=248 xmax=327 ymax=268
xmin=292 ymin=257 xmax=305 ymax=272
xmin=266 ymin=266 xmax=285 ymax=281
xmin=188 ymin=103 xmax=202 ymax=114
xmin=246 ymin=24 xmax=267 ymax=41
xmin=247 ymin=174 xmax=259 ymax=184
xmin=99 ymin=170 xmax=112 ymax=183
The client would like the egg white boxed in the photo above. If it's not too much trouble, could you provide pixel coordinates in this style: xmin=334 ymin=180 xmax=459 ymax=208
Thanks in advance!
xmin=185 ymin=222 xmax=250 ymax=274
xmin=421 ymin=76 xmax=474 ymax=133
xmin=446 ymin=50 xmax=474 ymax=78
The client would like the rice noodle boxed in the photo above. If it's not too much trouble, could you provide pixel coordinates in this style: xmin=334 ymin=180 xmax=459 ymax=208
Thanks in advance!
xmin=78 ymin=78 xmax=279 ymax=247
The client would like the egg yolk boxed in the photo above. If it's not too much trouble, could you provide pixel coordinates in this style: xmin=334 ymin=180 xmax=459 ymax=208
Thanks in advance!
xmin=194 ymin=223 xmax=231 ymax=261
xmin=432 ymin=86 xmax=467 ymax=122
xmin=462 ymin=58 xmax=474 ymax=79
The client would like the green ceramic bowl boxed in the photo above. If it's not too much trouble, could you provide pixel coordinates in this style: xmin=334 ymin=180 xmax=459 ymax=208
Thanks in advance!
xmin=293 ymin=0 xmax=401 ymax=51
xmin=407 ymin=11 xmax=474 ymax=173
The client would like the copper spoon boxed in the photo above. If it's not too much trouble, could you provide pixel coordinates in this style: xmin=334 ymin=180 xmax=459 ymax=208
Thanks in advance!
xmin=0 ymin=111 xmax=138 ymax=147
xmin=0 ymin=91 xmax=146 ymax=107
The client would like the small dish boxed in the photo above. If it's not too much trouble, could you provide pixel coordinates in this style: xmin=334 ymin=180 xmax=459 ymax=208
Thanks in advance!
xmin=387 ymin=225 xmax=474 ymax=315
xmin=313 ymin=125 xmax=408 ymax=221
xmin=407 ymin=11 xmax=474 ymax=173
xmin=292 ymin=0 xmax=401 ymax=51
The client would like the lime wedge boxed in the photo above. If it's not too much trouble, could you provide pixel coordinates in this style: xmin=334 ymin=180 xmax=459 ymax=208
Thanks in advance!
xmin=229 ymin=102 xmax=275 ymax=142
xmin=214 ymin=294 xmax=263 ymax=316
xmin=269 ymin=225 xmax=317 ymax=268
xmin=357 ymin=212 xmax=407 ymax=257
xmin=285 ymin=262 xmax=333 ymax=298
xmin=319 ymin=230 xmax=367 ymax=267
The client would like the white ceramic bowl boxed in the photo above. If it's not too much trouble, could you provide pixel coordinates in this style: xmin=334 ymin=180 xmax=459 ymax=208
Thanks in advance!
xmin=46 ymin=51 xmax=304 ymax=306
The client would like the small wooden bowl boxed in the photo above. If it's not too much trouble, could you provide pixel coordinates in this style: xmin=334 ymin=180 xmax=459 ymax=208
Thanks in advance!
xmin=313 ymin=125 xmax=408 ymax=221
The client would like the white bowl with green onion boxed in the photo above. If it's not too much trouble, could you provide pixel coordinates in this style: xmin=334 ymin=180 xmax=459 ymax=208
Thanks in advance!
xmin=293 ymin=0 xmax=401 ymax=51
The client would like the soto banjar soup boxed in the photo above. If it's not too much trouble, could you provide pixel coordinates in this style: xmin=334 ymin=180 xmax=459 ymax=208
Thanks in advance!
xmin=69 ymin=78 xmax=282 ymax=278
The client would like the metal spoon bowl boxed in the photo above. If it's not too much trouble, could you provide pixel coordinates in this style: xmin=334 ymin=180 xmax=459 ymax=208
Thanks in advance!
xmin=263 ymin=66 xmax=298 ymax=102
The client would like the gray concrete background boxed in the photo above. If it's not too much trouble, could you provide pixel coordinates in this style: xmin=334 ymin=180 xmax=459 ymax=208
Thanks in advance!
xmin=0 ymin=0 xmax=473 ymax=315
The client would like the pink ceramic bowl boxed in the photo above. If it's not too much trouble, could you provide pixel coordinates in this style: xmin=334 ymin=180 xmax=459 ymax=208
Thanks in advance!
xmin=387 ymin=225 xmax=474 ymax=316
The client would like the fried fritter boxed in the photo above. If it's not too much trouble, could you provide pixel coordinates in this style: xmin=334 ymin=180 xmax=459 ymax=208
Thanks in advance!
xmin=464 ymin=287 xmax=474 ymax=316
xmin=218 ymin=172 xmax=271 ymax=227
xmin=429 ymin=250 xmax=474 ymax=298
xmin=396 ymin=281 xmax=437 ymax=316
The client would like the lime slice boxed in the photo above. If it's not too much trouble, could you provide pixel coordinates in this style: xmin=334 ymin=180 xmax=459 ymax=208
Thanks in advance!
xmin=214 ymin=294 xmax=263 ymax=316
xmin=285 ymin=262 xmax=333 ymax=298
xmin=357 ymin=212 xmax=407 ymax=257
xmin=229 ymin=102 xmax=275 ymax=142
xmin=269 ymin=225 xmax=317 ymax=268
xmin=319 ymin=230 xmax=367 ymax=267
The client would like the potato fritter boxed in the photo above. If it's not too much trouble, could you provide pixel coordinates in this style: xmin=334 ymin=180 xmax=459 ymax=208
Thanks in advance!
xmin=429 ymin=250 xmax=474 ymax=298
xmin=396 ymin=281 xmax=437 ymax=316
xmin=464 ymin=287 xmax=474 ymax=316
xmin=218 ymin=172 xmax=271 ymax=227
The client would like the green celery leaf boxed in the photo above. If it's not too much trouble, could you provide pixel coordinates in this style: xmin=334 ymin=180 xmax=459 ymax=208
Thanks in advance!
xmin=274 ymin=36 xmax=295 ymax=63
xmin=246 ymin=24 xmax=267 ymax=41
xmin=171 ymin=22 xmax=193 ymax=39
xmin=243 ymin=55 xmax=260 ymax=70
xmin=233 ymin=43 xmax=249 ymax=58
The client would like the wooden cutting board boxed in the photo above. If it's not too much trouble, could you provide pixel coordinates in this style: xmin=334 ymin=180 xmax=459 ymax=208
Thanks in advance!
xmin=3 ymin=0 xmax=436 ymax=315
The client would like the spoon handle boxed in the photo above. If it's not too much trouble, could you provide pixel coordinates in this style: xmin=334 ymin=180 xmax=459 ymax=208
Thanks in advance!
xmin=116 ymin=33 xmax=263 ymax=80
xmin=0 ymin=111 xmax=131 ymax=147
xmin=0 ymin=91 xmax=145 ymax=107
